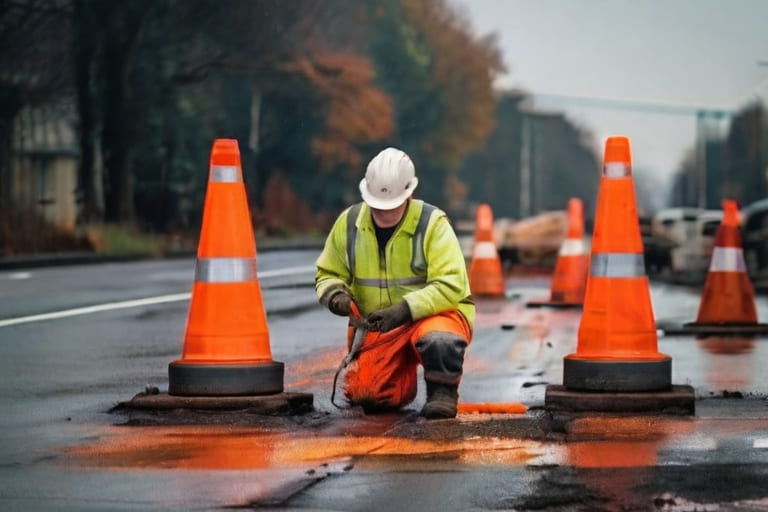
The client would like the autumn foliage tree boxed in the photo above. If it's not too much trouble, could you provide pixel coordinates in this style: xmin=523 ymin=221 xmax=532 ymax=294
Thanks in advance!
xmin=401 ymin=0 xmax=504 ymax=167
xmin=363 ymin=0 xmax=505 ymax=211
xmin=301 ymin=53 xmax=394 ymax=173
xmin=11 ymin=0 xmax=505 ymax=237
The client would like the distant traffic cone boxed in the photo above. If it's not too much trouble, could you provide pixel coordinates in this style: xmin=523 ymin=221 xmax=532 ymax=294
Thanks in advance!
xmin=527 ymin=198 xmax=589 ymax=308
xmin=468 ymin=203 xmax=505 ymax=296
xmin=563 ymin=136 xmax=671 ymax=392
xmin=693 ymin=200 xmax=758 ymax=325
xmin=168 ymin=139 xmax=283 ymax=396
xmin=659 ymin=200 xmax=768 ymax=336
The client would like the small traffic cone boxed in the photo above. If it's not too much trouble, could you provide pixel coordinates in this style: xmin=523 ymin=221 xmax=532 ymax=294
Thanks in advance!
xmin=696 ymin=200 xmax=756 ymax=325
xmin=468 ymin=203 xmax=505 ymax=297
xmin=691 ymin=200 xmax=766 ymax=328
xmin=658 ymin=200 xmax=768 ymax=336
xmin=168 ymin=139 xmax=284 ymax=396
xmin=547 ymin=137 xmax=694 ymax=415
xmin=527 ymin=198 xmax=589 ymax=308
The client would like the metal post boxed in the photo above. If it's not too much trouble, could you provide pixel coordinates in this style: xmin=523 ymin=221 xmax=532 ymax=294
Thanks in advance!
xmin=696 ymin=111 xmax=707 ymax=209
xmin=520 ymin=114 xmax=531 ymax=218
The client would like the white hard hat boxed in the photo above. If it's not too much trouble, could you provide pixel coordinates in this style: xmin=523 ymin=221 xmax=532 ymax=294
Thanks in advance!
xmin=359 ymin=147 xmax=419 ymax=210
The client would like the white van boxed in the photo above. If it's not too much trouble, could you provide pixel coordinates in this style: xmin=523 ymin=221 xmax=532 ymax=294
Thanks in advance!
xmin=651 ymin=208 xmax=704 ymax=275
xmin=694 ymin=209 xmax=724 ymax=272
xmin=742 ymin=198 xmax=768 ymax=281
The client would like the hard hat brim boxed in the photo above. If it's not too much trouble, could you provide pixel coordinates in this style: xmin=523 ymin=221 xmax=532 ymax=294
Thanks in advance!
xmin=359 ymin=177 xmax=418 ymax=210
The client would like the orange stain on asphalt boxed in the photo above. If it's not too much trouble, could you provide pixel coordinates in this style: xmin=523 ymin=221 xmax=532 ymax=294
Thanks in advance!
xmin=457 ymin=402 xmax=527 ymax=414
xmin=62 ymin=425 xmax=544 ymax=470
xmin=284 ymin=347 xmax=345 ymax=389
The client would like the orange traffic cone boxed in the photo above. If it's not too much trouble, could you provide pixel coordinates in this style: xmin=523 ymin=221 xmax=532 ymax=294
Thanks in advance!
xmin=659 ymin=200 xmax=768 ymax=336
xmin=693 ymin=200 xmax=758 ymax=325
xmin=527 ymin=198 xmax=589 ymax=308
xmin=468 ymin=203 xmax=505 ymax=297
xmin=168 ymin=139 xmax=283 ymax=396
xmin=563 ymin=136 xmax=671 ymax=391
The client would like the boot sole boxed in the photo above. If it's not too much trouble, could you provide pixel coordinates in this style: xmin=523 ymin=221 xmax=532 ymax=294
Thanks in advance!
xmin=420 ymin=403 xmax=457 ymax=419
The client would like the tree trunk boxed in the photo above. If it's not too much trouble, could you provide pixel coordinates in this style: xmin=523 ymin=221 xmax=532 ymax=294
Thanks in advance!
xmin=95 ymin=1 xmax=154 ymax=225
xmin=249 ymin=85 xmax=261 ymax=154
xmin=73 ymin=0 xmax=102 ymax=224
xmin=101 ymin=47 xmax=134 ymax=224
xmin=0 ymin=86 xmax=22 ymax=209
xmin=248 ymin=83 xmax=267 ymax=210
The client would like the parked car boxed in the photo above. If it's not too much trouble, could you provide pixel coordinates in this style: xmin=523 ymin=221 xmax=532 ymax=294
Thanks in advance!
xmin=695 ymin=209 xmax=724 ymax=271
xmin=742 ymin=198 xmax=768 ymax=281
xmin=640 ymin=214 xmax=674 ymax=275
xmin=651 ymin=207 xmax=703 ymax=275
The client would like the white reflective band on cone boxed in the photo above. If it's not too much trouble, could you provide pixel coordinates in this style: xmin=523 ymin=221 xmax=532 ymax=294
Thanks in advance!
xmin=473 ymin=241 xmax=498 ymax=259
xmin=195 ymin=257 xmax=258 ymax=282
xmin=559 ymin=238 xmax=586 ymax=256
xmin=603 ymin=162 xmax=631 ymax=178
xmin=590 ymin=253 xmax=645 ymax=277
xmin=210 ymin=165 xmax=241 ymax=183
xmin=709 ymin=247 xmax=747 ymax=272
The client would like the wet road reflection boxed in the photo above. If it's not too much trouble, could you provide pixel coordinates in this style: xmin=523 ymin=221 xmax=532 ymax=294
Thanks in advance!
xmin=34 ymin=274 xmax=768 ymax=510
xmin=63 ymin=424 xmax=547 ymax=470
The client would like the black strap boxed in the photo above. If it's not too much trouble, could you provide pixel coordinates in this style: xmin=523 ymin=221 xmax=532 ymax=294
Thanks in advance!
xmin=346 ymin=203 xmax=363 ymax=277
xmin=412 ymin=203 xmax=436 ymax=273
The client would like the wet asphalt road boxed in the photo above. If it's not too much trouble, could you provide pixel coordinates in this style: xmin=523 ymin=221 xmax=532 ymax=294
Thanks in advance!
xmin=2 ymin=250 xmax=768 ymax=511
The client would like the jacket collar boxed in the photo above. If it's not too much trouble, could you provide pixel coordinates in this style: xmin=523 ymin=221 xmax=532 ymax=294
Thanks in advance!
xmin=359 ymin=199 xmax=422 ymax=235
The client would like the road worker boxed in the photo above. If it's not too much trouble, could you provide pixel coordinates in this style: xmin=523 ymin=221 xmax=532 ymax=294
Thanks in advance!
xmin=315 ymin=147 xmax=475 ymax=419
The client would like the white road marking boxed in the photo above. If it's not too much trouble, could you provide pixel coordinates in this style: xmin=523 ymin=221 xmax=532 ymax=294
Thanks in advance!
xmin=6 ymin=272 xmax=31 ymax=280
xmin=0 ymin=265 xmax=316 ymax=328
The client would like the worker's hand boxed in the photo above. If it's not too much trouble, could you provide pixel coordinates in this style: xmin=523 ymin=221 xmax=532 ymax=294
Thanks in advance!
xmin=367 ymin=301 xmax=412 ymax=332
xmin=328 ymin=291 xmax=353 ymax=317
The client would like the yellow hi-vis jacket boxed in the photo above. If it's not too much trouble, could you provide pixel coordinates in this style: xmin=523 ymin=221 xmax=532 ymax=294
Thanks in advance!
xmin=315 ymin=199 xmax=475 ymax=328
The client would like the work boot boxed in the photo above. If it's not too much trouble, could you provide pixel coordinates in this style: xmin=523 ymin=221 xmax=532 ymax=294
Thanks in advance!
xmin=420 ymin=381 xmax=458 ymax=419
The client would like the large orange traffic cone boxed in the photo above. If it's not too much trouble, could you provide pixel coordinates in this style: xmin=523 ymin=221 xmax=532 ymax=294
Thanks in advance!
xmin=168 ymin=139 xmax=283 ymax=396
xmin=468 ymin=203 xmax=505 ymax=296
xmin=563 ymin=136 xmax=671 ymax=391
xmin=527 ymin=198 xmax=589 ymax=308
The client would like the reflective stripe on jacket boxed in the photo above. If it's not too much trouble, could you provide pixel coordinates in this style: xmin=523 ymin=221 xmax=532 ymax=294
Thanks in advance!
xmin=315 ymin=199 xmax=475 ymax=328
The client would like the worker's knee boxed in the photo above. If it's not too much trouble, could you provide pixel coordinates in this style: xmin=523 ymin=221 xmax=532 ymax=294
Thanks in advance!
xmin=414 ymin=331 xmax=468 ymax=384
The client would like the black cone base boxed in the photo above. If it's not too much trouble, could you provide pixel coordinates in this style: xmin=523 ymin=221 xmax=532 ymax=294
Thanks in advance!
xmin=168 ymin=360 xmax=284 ymax=396
xmin=563 ymin=357 xmax=671 ymax=392
xmin=545 ymin=384 xmax=694 ymax=415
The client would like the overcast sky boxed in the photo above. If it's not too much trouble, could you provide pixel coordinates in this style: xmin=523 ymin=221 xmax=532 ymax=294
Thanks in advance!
xmin=454 ymin=0 xmax=768 ymax=186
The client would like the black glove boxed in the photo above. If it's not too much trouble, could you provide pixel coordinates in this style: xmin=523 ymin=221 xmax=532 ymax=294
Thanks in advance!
xmin=367 ymin=300 xmax=412 ymax=332
xmin=328 ymin=291 xmax=353 ymax=317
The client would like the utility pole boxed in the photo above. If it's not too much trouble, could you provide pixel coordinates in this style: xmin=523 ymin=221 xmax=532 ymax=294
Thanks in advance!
xmin=696 ymin=111 xmax=706 ymax=209
xmin=757 ymin=60 xmax=768 ymax=198
xmin=519 ymin=113 xmax=531 ymax=219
